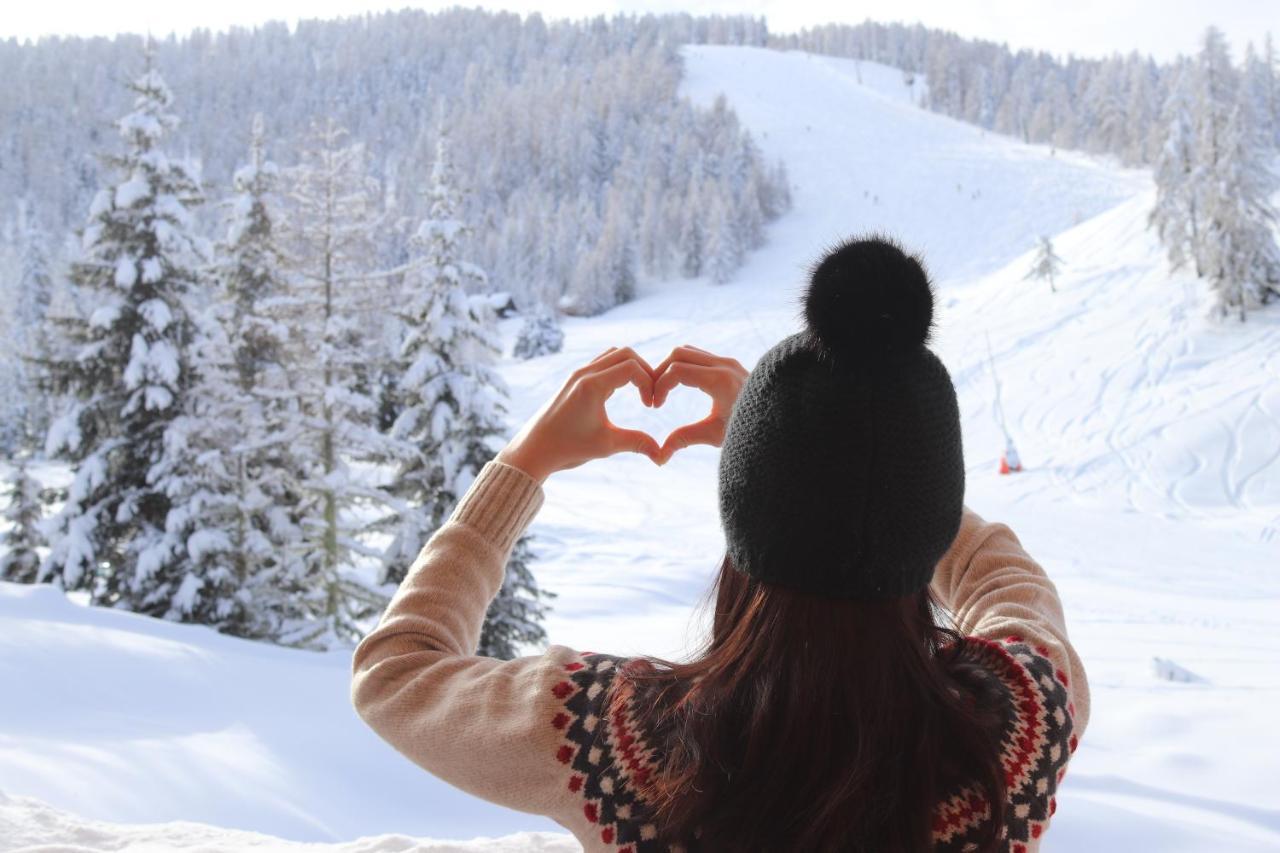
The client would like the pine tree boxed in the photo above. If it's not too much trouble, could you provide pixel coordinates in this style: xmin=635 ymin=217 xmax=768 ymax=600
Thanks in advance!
xmin=1024 ymin=236 xmax=1064 ymax=293
xmin=513 ymin=305 xmax=565 ymax=360
xmin=40 ymin=45 xmax=206 ymax=613
xmin=1189 ymin=28 xmax=1280 ymax=319
xmin=479 ymin=536 xmax=553 ymax=660
xmin=679 ymin=183 xmax=706 ymax=280
xmin=3 ymin=200 xmax=55 ymax=453
xmin=707 ymin=193 xmax=742 ymax=285
xmin=1 ymin=453 xmax=46 ymax=584
xmin=379 ymin=131 xmax=495 ymax=582
xmin=145 ymin=115 xmax=314 ymax=638
xmin=1264 ymin=35 xmax=1280 ymax=147
xmin=1198 ymin=89 xmax=1280 ymax=319
xmin=277 ymin=116 xmax=397 ymax=647
xmin=1150 ymin=62 xmax=1201 ymax=276
xmin=379 ymin=132 xmax=552 ymax=654
xmin=1242 ymin=43 xmax=1276 ymax=150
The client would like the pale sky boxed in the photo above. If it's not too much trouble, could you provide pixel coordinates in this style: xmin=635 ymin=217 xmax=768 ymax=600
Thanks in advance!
xmin=1 ymin=1 xmax=1275 ymax=64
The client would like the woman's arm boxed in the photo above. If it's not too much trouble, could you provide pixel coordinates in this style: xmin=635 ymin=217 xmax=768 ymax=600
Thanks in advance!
xmin=929 ymin=506 xmax=1091 ymax=739
xmin=350 ymin=459 xmax=584 ymax=816
xmin=351 ymin=343 xmax=746 ymax=829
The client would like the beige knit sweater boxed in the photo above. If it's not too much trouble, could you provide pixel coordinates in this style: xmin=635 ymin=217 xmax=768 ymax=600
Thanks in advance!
xmin=351 ymin=459 xmax=1090 ymax=852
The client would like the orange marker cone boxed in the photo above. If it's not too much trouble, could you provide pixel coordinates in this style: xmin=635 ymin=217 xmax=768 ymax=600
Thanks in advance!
xmin=999 ymin=437 xmax=1022 ymax=475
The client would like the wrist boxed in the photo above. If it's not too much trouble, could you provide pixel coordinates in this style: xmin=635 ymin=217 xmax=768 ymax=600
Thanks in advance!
xmin=496 ymin=442 xmax=552 ymax=485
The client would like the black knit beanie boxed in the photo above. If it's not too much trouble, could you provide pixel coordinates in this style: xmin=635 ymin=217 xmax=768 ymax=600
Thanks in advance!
xmin=716 ymin=234 xmax=965 ymax=601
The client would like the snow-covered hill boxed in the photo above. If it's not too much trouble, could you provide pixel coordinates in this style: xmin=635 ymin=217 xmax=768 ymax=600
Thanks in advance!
xmin=2 ymin=45 xmax=1278 ymax=851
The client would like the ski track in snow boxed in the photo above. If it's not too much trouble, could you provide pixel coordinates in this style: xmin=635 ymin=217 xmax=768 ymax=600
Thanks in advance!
xmin=2 ymin=44 xmax=1279 ymax=851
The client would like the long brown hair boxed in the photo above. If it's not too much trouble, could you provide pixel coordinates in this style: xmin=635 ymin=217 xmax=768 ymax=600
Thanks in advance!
xmin=615 ymin=552 xmax=1008 ymax=852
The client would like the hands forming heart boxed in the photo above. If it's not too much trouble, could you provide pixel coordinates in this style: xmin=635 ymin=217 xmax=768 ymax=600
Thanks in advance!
xmin=495 ymin=345 xmax=750 ymax=484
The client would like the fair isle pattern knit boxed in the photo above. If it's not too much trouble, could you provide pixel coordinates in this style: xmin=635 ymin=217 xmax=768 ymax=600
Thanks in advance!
xmin=548 ymin=639 xmax=1076 ymax=852
xmin=551 ymin=651 xmax=673 ymax=852
xmin=931 ymin=635 xmax=1078 ymax=852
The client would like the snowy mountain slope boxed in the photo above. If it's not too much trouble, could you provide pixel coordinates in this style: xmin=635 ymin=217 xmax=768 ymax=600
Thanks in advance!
xmin=935 ymin=189 xmax=1280 ymax=537
xmin=3 ymin=44 xmax=1280 ymax=851
xmin=678 ymin=47 xmax=1149 ymax=283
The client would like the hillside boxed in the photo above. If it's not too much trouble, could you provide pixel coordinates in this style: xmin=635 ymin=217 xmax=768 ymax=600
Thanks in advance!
xmin=2 ymin=45 xmax=1278 ymax=851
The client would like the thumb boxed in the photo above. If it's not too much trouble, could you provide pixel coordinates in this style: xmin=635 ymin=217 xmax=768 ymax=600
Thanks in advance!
xmin=658 ymin=417 xmax=722 ymax=463
xmin=610 ymin=427 xmax=662 ymax=463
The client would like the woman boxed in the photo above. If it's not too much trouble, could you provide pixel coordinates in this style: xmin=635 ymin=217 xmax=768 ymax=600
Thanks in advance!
xmin=350 ymin=236 xmax=1089 ymax=852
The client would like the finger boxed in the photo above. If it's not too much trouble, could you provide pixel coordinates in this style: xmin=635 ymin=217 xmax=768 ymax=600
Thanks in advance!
xmin=608 ymin=426 xmax=662 ymax=462
xmin=652 ymin=362 xmax=729 ymax=407
xmin=591 ymin=346 xmax=618 ymax=363
xmin=657 ymin=416 xmax=724 ymax=463
xmin=674 ymin=344 xmax=747 ymax=375
xmin=650 ymin=345 xmax=718 ymax=383
xmin=575 ymin=346 xmax=656 ymax=383
xmin=582 ymin=357 xmax=654 ymax=406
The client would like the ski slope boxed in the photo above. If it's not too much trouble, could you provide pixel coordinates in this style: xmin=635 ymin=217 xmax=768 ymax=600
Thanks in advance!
xmin=3 ymin=44 xmax=1279 ymax=851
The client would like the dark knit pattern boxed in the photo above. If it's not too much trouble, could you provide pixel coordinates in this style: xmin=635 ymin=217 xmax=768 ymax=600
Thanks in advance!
xmin=548 ymin=651 xmax=673 ymax=852
xmin=931 ymin=635 xmax=1079 ymax=852
xmin=545 ymin=639 xmax=1077 ymax=852
xmin=717 ymin=329 xmax=965 ymax=600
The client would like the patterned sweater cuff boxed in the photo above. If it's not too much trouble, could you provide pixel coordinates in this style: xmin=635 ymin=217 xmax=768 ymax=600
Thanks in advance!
xmin=447 ymin=459 xmax=546 ymax=555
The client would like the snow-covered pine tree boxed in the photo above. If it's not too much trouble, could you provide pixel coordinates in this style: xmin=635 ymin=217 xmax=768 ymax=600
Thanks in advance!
xmin=379 ymin=132 xmax=552 ymax=654
xmin=1024 ymin=236 xmax=1064 ymax=293
xmin=3 ymin=200 xmax=56 ymax=453
xmin=1150 ymin=61 xmax=1202 ymax=276
xmin=1182 ymin=28 xmax=1280 ymax=319
xmin=1242 ymin=43 xmax=1276 ymax=153
xmin=679 ymin=181 xmax=706 ymax=279
xmin=707 ymin=193 xmax=742 ymax=285
xmin=40 ymin=45 xmax=206 ymax=613
xmin=560 ymin=181 xmax=636 ymax=317
xmin=513 ymin=305 xmax=565 ymax=360
xmin=0 ymin=453 xmax=46 ymax=583
xmin=1197 ymin=83 xmax=1280 ymax=319
xmin=1265 ymin=35 xmax=1280 ymax=148
xmin=1187 ymin=26 xmax=1239 ymax=273
xmin=479 ymin=535 xmax=552 ymax=660
xmin=278 ymin=115 xmax=397 ymax=647
xmin=379 ymin=130 xmax=495 ymax=582
xmin=145 ymin=115 xmax=314 ymax=639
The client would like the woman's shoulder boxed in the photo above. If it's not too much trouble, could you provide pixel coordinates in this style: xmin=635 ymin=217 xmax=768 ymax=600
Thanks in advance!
xmin=542 ymin=648 xmax=674 ymax=851
xmin=933 ymin=634 xmax=1080 ymax=852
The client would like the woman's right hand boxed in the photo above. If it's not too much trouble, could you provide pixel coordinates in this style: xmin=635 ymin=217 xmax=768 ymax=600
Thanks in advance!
xmin=649 ymin=345 xmax=750 ymax=465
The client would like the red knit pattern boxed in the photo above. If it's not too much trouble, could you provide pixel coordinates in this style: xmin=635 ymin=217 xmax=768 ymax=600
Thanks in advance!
xmin=550 ymin=639 xmax=1075 ymax=852
xmin=931 ymin=636 xmax=1076 ymax=851
xmin=607 ymin=678 xmax=658 ymax=790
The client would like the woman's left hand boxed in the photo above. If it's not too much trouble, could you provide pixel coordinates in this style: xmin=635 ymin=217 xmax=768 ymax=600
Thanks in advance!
xmin=495 ymin=346 xmax=663 ymax=484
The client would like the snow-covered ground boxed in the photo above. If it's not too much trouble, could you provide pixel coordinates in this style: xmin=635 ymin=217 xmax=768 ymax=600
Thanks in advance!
xmin=3 ymin=45 xmax=1279 ymax=851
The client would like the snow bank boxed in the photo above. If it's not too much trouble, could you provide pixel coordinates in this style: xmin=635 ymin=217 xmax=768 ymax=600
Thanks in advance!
xmin=0 ymin=789 xmax=577 ymax=852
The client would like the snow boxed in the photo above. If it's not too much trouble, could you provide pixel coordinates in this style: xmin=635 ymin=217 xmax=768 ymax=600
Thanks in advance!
xmin=43 ymin=408 xmax=82 ymax=456
xmin=141 ymin=257 xmax=164 ymax=284
xmin=171 ymin=571 xmax=204 ymax=613
xmin=114 ymin=174 xmax=150 ymax=209
xmin=89 ymin=301 xmax=123 ymax=330
xmin=3 ymin=44 xmax=1279 ymax=850
xmin=138 ymin=297 xmax=174 ymax=332
xmin=0 ymin=789 xmax=578 ymax=852
xmin=114 ymin=255 xmax=137 ymax=288
xmin=117 ymin=110 xmax=165 ymax=142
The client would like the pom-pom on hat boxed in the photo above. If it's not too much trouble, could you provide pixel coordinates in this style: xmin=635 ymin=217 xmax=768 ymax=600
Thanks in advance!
xmin=716 ymin=234 xmax=965 ymax=600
